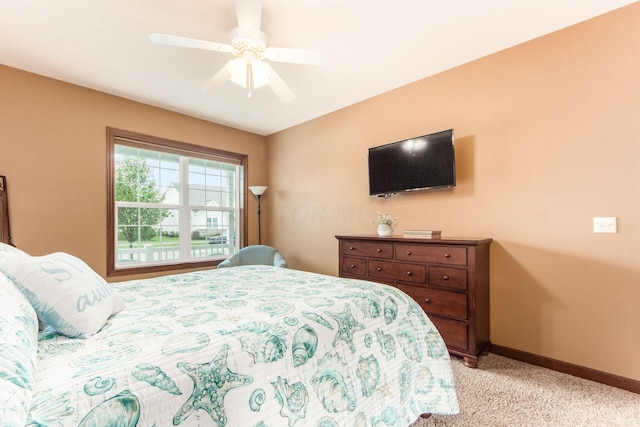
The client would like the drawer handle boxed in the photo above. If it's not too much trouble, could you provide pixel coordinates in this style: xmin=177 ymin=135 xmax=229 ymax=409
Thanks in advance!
xmin=349 ymin=246 xmax=355 ymax=251
xmin=444 ymin=253 xmax=451 ymax=258
xmin=350 ymin=264 xmax=356 ymax=269
xmin=443 ymin=275 xmax=449 ymax=280
xmin=376 ymin=248 xmax=382 ymax=253
xmin=425 ymin=298 xmax=430 ymax=303
xmin=377 ymin=267 xmax=382 ymax=272
xmin=406 ymin=251 xmax=412 ymax=255
xmin=406 ymin=271 xmax=412 ymax=276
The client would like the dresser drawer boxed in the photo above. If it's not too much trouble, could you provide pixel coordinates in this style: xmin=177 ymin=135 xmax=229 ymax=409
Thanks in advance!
xmin=397 ymin=284 xmax=467 ymax=320
xmin=395 ymin=244 xmax=467 ymax=266
xmin=341 ymin=256 xmax=366 ymax=277
xmin=341 ymin=240 xmax=394 ymax=259
xmin=429 ymin=316 xmax=468 ymax=351
xmin=369 ymin=260 xmax=426 ymax=284
xmin=429 ymin=266 xmax=467 ymax=290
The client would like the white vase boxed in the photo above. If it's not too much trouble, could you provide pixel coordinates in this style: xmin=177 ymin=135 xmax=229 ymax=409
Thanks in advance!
xmin=377 ymin=223 xmax=393 ymax=237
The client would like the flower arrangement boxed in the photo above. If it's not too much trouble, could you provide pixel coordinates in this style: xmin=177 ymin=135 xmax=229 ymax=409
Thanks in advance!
xmin=373 ymin=211 xmax=397 ymax=225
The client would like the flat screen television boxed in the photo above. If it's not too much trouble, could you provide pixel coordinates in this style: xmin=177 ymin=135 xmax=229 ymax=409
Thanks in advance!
xmin=368 ymin=129 xmax=455 ymax=196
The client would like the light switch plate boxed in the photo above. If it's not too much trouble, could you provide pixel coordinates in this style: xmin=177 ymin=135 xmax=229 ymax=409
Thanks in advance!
xmin=593 ymin=217 xmax=617 ymax=233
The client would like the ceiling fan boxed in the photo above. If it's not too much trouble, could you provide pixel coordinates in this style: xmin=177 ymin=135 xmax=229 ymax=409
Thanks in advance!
xmin=150 ymin=0 xmax=333 ymax=102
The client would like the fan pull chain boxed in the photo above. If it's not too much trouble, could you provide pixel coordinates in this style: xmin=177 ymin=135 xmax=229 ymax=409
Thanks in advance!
xmin=246 ymin=62 xmax=254 ymax=98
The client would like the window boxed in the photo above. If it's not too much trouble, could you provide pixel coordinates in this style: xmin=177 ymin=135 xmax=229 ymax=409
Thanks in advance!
xmin=107 ymin=128 xmax=247 ymax=276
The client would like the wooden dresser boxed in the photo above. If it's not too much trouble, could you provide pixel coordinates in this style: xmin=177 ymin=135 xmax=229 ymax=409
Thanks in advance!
xmin=336 ymin=235 xmax=492 ymax=367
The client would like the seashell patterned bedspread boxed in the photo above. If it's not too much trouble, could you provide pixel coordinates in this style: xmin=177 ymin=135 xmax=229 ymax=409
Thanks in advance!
xmin=30 ymin=265 xmax=459 ymax=426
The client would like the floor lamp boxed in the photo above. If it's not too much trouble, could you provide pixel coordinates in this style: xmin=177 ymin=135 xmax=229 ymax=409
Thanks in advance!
xmin=249 ymin=186 xmax=267 ymax=245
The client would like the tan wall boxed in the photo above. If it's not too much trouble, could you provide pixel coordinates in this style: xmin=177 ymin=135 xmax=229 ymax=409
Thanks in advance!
xmin=0 ymin=65 xmax=267 ymax=280
xmin=267 ymin=4 xmax=640 ymax=381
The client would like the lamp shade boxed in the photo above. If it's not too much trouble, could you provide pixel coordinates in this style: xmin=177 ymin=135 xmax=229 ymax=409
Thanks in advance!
xmin=249 ymin=186 xmax=267 ymax=196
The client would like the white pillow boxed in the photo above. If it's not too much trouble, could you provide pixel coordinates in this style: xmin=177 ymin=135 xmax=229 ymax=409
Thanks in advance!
xmin=0 ymin=242 xmax=29 ymax=262
xmin=0 ymin=273 xmax=38 ymax=426
xmin=0 ymin=252 xmax=125 ymax=338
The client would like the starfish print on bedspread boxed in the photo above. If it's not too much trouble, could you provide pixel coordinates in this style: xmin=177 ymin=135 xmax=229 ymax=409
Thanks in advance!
xmin=325 ymin=304 xmax=365 ymax=353
xmin=173 ymin=344 xmax=253 ymax=426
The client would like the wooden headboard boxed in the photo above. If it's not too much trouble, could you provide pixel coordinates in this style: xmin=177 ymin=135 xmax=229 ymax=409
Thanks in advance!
xmin=0 ymin=176 xmax=13 ymax=245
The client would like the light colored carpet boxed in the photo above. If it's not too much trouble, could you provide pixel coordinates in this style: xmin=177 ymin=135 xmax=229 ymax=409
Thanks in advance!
xmin=410 ymin=353 xmax=640 ymax=427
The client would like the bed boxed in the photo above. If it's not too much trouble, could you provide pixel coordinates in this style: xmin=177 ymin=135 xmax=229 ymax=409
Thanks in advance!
xmin=0 ymin=178 xmax=459 ymax=427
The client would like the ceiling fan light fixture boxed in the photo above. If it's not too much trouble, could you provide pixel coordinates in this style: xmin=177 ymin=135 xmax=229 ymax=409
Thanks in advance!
xmin=227 ymin=58 xmax=270 ymax=90
xmin=151 ymin=0 xmax=310 ymax=101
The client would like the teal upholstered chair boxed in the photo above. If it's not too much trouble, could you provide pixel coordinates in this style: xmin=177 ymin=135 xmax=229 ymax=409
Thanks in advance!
xmin=217 ymin=245 xmax=287 ymax=269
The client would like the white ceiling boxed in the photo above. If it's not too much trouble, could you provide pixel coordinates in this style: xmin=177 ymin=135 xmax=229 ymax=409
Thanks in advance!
xmin=0 ymin=0 xmax=636 ymax=136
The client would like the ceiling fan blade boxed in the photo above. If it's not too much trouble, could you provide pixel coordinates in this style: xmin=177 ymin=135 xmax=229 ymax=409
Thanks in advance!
xmin=202 ymin=66 xmax=231 ymax=92
xmin=264 ymin=63 xmax=295 ymax=102
xmin=264 ymin=47 xmax=335 ymax=66
xmin=235 ymin=0 xmax=262 ymax=40
xmin=150 ymin=33 xmax=233 ymax=53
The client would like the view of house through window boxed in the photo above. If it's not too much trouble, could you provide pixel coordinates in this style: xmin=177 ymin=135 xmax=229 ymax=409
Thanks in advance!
xmin=108 ymin=129 xmax=245 ymax=275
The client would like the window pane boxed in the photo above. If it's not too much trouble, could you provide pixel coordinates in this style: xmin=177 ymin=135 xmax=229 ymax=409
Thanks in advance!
xmin=116 ymin=208 xmax=179 ymax=265
xmin=188 ymin=159 xmax=237 ymax=208
xmin=158 ymin=154 xmax=180 ymax=205
xmin=190 ymin=209 xmax=236 ymax=259
xmin=115 ymin=146 xmax=179 ymax=205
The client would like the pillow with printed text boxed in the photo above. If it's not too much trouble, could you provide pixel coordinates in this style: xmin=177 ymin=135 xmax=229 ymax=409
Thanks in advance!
xmin=0 ymin=252 xmax=125 ymax=338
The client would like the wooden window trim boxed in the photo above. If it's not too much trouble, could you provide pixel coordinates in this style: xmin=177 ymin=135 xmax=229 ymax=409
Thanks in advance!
xmin=106 ymin=127 xmax=248 ymax=277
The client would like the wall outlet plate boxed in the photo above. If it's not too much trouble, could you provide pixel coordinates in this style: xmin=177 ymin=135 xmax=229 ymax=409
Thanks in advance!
xmin=593 ymin=217 xmax=617 ymax=233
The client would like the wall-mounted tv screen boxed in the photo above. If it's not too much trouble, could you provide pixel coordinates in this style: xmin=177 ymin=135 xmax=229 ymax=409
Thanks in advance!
xmin=368 ymin=129 xmax=455 ymax=196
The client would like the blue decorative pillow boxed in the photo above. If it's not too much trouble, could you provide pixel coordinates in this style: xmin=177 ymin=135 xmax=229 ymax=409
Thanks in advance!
xmin=0 ymin=273 xmax=38 ymax=426
xmin=0 ymin=252 xmax=125 ymax=338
